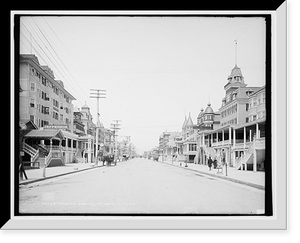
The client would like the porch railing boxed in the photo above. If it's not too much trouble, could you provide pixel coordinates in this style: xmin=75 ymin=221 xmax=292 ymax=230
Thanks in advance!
xmin=45 ymin=149 xmax=52 ymax=167
xmin=235 ymin=139 xmax=255 ymax=170
xmin=22 ymin=143 xmax=39 ymax=163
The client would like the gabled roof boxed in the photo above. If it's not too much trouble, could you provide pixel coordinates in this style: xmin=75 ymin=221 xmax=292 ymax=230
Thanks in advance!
xmin=182 ymin=115 xmax=187 ymax=129
xmin=24 ymin=130 xmax=65 ymax=140
xmin=186 ymin=113 xmax=194 ymax=127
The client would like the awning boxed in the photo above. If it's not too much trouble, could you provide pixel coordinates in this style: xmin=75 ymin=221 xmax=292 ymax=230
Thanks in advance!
xmin=24 ymin=130 xmax=65 ymax=140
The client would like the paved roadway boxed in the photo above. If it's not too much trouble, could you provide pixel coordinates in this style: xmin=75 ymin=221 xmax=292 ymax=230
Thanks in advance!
xmin=19 ymin=158 xmax=265 ymax=214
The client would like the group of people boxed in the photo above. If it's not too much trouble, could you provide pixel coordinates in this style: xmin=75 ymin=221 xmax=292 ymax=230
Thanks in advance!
xmin=207 ymin=156 xmax=223 ymax=171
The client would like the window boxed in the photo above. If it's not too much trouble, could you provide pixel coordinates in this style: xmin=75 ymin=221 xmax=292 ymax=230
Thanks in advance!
xmin=42 ymin=106 xmax=49 ymax=115
xmin=30 ymin=98 xmax=35 ymax=108
xmin=41 ymin=91 xmax=49 ymax=101
xmin=53 ymin=99 xmax=59 ymax=108
xmin=42 ymin=77 xmax=46 ymax=86
xmin=246 ymin=103 xmax=249 ymax=111
xmin=45 ymin=93 xmax=49 ymax=101
xmin=53 ymin=86 xmax=59 ymax=95
xmin=53 ymin=111 xmax=58 ymax=120
xmin=188 ymin=144 xmax=197 ymax=151
xmin=30 ymin=67 xmax=35 ymax=75
xmin=30 ymin=82 xmax=36 ymax=92
xmin=30 ymin=115 xmax=35 ymax=123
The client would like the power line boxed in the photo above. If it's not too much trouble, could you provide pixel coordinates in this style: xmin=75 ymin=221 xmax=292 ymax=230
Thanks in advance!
xmin=27 ymin=17 xmax=113 ymax=126
xmin=21 ymin=18 xmax=111 ymax=125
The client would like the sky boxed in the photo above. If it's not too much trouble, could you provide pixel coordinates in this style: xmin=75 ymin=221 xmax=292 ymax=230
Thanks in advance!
xmin=19 ymin=14 xmax=266 ymax=154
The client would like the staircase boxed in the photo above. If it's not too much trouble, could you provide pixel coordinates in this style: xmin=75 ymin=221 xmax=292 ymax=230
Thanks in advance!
xmin=22 ymin=143 xmax=39 ymax=163
xmin=32 ymin=144 xmax=49 ymax=156
xmin=236 ymin=140 xmax=255 ymax=170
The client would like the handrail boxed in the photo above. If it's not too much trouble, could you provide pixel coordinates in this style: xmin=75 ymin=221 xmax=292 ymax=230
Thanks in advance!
xmin=45 ymin=149 xmax=52 ymax=167
xmin=235 ymin=139 xmax=256 ymax=170
xmin=23 ymin=143 xmax=38 ymax=157
xmin=31 ymin=149 xmax=39 ymax=163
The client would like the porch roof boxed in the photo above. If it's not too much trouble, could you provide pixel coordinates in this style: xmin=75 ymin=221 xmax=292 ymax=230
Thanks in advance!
xmin=233 ymin=118 xmax=266 ymax=130
xmin=24 ymin=130 xmax=65 ymax=140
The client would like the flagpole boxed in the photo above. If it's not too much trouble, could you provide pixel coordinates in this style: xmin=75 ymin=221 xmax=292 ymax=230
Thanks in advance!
xmin=234 ymin=39 xmax=238 ymax=66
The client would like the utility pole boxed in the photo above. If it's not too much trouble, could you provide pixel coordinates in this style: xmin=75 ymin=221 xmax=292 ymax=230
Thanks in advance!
xmin=110 ymin=120 xmax=121 ymax=164
xmin=124 ymin=136 xmax=131 ymax=159
xmin=90 ymin=89 xmax=106 ymax=166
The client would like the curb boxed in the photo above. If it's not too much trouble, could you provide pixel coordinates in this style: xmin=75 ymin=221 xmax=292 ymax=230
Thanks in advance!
xmin=19 ymin=160 xmax=129 ymax=186
xmin=161 ymin=161 xmax=265 ymax=191
xmin=19 ymin=164 xmax=105 ymax=186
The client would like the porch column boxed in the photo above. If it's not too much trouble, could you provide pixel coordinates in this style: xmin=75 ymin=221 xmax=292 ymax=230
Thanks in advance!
xmin=229 ymin=127 xmax=232 ymax=144
xmin=88 ymin=139 xmax=91 ymax=163
xmin=66 ymin=138 xmax=69 ymax=163
xmin=233 ymin=129 xmax=236 ymax=148
xmin=210 ymin=134 xmax=213 ymax=146
xmin=222 ymin=130 xmax=225 ymax=145
xmin=50 ymin=138 xmax=53 ymax=150
xmin=216 ymin=132 xmax=219 ymax=146
xmin=249 ymin=129 xmax=252 ymax=142
xmin=256 ymin=123 xmax=260 ymax=139
xmin=72 ymin=139 xmax=75 ymax=162
xmin=233 ymin=152 xmax=236 ymax=167
xmin=253 ymin=139 xmax=257 ymax=172
xmin=243 ymin=127 xmax=246 ymax=151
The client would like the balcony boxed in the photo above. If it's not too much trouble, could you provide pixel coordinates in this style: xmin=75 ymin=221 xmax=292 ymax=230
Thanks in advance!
xmin=212 ymin=140 xmax=232 ymax=147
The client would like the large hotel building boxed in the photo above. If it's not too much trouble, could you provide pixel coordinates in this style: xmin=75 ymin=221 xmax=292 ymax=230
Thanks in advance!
xmin=159 ymin=63 xmax=266 ymax=172
xmin=19 ymin=54 xmax=113 ymax=168
xmin=19 ymin=54 xmax=75 ymax=130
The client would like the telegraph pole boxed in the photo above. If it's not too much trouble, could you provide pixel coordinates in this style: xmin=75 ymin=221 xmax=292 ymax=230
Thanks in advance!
xmin=110 ymin=120 xmax=121 ymax=164
xmin=90 ymin=89 xmax=106 ymax=166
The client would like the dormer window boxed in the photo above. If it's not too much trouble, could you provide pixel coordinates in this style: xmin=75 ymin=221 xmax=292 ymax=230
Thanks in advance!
xmin=232 ymin=93 xmax=237 ymax=100
xmin=246 ymin=90 xmax=254 ymax=96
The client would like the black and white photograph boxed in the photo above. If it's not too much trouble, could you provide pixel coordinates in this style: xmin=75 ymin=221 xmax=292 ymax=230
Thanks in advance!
xmin=4 ymin=4 xmax=288 ymax=231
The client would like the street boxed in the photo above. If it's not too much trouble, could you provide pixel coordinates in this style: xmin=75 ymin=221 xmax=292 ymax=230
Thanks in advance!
xmin=19 ymin=158 xmax=264 ymax=214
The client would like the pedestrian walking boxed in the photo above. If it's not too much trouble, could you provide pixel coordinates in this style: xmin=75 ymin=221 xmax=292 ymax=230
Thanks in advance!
xmin=84 ymin=151 xmax=88 ymax=163
xmin=213 ymin=158 xmax=218 ymax=169
xmin=208 ymin=156 xmax=213 ymax=171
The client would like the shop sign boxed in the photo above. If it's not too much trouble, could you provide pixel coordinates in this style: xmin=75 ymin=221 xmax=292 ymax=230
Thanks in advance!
xmin=44 ymin=124 xmax=68 ymax=130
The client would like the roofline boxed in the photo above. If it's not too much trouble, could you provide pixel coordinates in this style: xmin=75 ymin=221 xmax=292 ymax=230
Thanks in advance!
xmin=249 ymin=85 xmax=266 ymax=97
xmin=233 ymin=118 xmax=266 ymax=130
xmin=20 ymin=55 xmax=76 ymax=100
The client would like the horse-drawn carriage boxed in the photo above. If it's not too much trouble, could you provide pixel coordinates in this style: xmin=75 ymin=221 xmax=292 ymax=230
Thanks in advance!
xmin=98 ymin=151 xmax=116 ymax=166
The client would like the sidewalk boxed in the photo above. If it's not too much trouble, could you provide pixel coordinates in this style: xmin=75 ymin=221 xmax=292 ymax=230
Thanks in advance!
xmin=19 ymin=162 xmax=102 ymax=185
xmin=161 ymin=159 xmax=265 ymax=190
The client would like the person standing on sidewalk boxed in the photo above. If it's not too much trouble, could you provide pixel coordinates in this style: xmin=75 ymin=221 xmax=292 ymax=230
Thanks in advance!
xmin=213 ymin=157 xmax=218 ymax=169
xmin=208 ymin=157 xmax=213 ymax=171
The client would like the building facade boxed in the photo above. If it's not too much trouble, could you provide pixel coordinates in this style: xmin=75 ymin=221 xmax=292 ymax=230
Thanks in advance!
xmin=20 ymin=54 xmax=75 ymax=131
xmin=196 ymin=64 xmax=266 ymax=172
